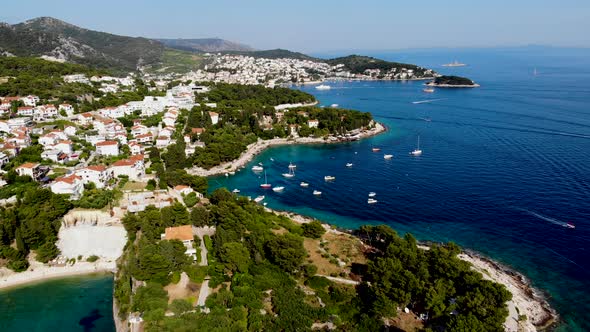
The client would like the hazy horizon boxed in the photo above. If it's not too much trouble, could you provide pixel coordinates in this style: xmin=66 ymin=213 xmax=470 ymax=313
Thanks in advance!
xmin=1 ymin=0 xmax=589 ymax=53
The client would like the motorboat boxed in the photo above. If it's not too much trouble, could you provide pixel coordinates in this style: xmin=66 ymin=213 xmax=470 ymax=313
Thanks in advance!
xmin=254 ymin=196 xmax=265 ymax=203
xmin=282 ymin=172 xmax=295 ymax=178
xmin=313 ymin=190 xmax=322 ymax=196
xmin=368 ymin=192 xmax=376 ymax=197
xmin=368 ymin=198 xmax=378 ymax=204
xmin=324 ymin=175 xmax=335 ymax=181
xmin=232 ymin=189 xmax=240 ymax=193
xmin=372 ymin=147 xmax=381 ymax=152
xmin=330 ymin=103 xmax=339 ymax=108
xmin=272 ymin=186 xmax=285 ymax=192
xmin=346 ymin=163 xmax=353 ymax=167
xmin=315 ymin=84 xmax=331 ymax=90
xmin=300 ymin=182 xmax=309 ymax=187
xmin=423 ymin=88 xmax=435 ymax=93
xmin=566 ymin=223 xmax=576 ymax=229
xmin=252 ymin=165 xmax=263 ymax=172
xmin=384 ymin=154 xmax=393 ymax=159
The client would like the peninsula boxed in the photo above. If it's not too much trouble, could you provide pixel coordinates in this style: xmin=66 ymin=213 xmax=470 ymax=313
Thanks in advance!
xmin=426 ymin=75 xmax=480 ymax=88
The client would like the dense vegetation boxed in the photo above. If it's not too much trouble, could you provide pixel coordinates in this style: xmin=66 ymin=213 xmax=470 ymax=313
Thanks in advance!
xmin=431 ymin=75 xmax=476 ymax=86
xmin=327 ymin=55 xmax=432 ymax=76
xmin=115 ymin=188 xmax=511 ymax=331
xmin=0 ymin=183 xmax=72 ymax=270
xmin=0 ymin=17 xmax=164 ymax=72
xmin=0 ymin=56 xmax=103 ymax=100
xmin=188 ymin=83 xmax=372 ymax=169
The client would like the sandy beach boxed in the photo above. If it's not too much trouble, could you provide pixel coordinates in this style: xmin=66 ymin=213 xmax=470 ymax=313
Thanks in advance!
xmin=188 ymin=121 xmax=386 ymax=177
xmin=0 ymin=259 xmax=116 ymax=291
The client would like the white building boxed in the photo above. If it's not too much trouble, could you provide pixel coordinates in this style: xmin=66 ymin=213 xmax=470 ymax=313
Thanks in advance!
xmin=308 ymin=119 xmax=319 ymax=128
xmin=50 ymin=174 xmax=84 ymax=199
xmin=209 ymin=111 xmax=219 ymax=125
xmin=95 ymin=140 xmax=119 ymax=156
xmin=110 ymin=155 xmax=144 ymax=181
xmin=74 ymin=165 xmax=112 ymax=189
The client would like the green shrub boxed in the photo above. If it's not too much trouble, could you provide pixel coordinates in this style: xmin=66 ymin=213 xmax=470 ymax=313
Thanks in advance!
xmin=86 ymin=255 xmax=99 ymax=262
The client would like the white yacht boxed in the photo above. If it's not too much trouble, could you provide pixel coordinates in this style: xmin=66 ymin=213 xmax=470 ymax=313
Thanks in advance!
xmin=272 ymin=186 xmax=284 ymax=192
xmin=315 ymin=84 xmax=331 ymax=90
xmin=368 ymin=198 xmax=378 ymax=204
xmin=300 ymin=182 xmax=309 ymax=187
xmin=346 ymin=163 xmax=353 ymax=167
xmin=410 ymin=136 xmax=423 ymax=156
xmin=324 ymin=175 xmax=335 ymax=181
xmin=384 ymin=154 xmax=393 ymax=159
xmin=313 ymin=190 xmax=322 ymax=196
xmin=254 ymin=196 xmax=265 ymax=203
xmin=252 ymin=165 xmax=263 ymax=172
xmin=232 ymin=189 xmax=240 ymax=193
xmin=368 ymin=192 xmax=376 ymax=197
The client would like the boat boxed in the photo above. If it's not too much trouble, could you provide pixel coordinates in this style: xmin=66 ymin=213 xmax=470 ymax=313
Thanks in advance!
xmin=288 ymin=163 xmax=297 ymax=169
xmin=346 ymin=163 xmax=353 ymax=167
xmin=442 ymin=60 xmax=466 ymax=67
xmin=260 ymin=171 xmax=272 ymax=188
xmin=232 ymin=189 xmax=240 ymax=193
xmin=368 ymin=198 xmax=378 ymax=204
xmin=270 ymin=157 xmax=275 ymax=162
xmin=283 ymin=166 xmax=295 ymax=178
xmin=252 ymin=165 xmax=263 ymax=172
xmin=372 ymin=147 xmax=381 ymax=152
xmin=313 ymin=190 xmax=322 ymax=196
xmin=315 ymin=84 xmax=331 ymax=90
xmin=423 ymin=88 xmax=435 ymax=93
xmin=258 ymin=162 xmax=263 ymax=166
xmin=224 ymin=173 xmax=229 ymax=177
xmin=330 ymin=103 xmax=339 ymax=108
xmin=410 ymin=136 xmax=423 ymax=156
xmin=324 ymin=175 xmax=335 ymax=181
xmin=254 ymin=195 xmax=265 ymax=203
xmin=384 ymin=154 xmax=393 ymax=159
xmin=272 ymin=186 xmax=284 ymax=192
xmin=368 ymin=192 xmax=376 ymax=197
xmin=300 ymin=182 xmax=309 ymax=187
xmin=566 ymin=223 xmax=576 ymax=229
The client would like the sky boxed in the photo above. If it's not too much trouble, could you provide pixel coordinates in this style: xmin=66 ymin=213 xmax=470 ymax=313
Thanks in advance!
xmin=1 ymin=0 xmax=589 ymax=53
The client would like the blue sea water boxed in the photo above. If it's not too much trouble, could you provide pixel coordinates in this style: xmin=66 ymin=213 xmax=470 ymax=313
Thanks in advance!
xmin=0 ymin=274 xmax=115 ymax=332
xmin=210 ymin=47 xmax=590 ymax=331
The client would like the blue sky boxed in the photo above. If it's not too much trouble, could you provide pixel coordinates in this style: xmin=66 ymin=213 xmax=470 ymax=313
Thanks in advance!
xmin=2 ymin=0 xmax=588 ymax=52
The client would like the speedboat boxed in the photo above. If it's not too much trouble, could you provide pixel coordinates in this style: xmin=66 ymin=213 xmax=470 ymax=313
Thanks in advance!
xmin=368 ymin=198 xmax=378 ymax=204
xmin=368 ymin=192 xmax=376 ymax=197
xmin=270 ymin=157 xmax=275 ymax=162
xmin=272 ymin=186 xmax=284 ymax=192
xmin=254 ymin=196 xmax=265 ymax=203
xmin=232 ymin=189 xmax=240 ymax=193
xmin=282 ymin=173 xmax=295 ymax=178
xmin=315 ymin=84 xmax=331 ymax=90
xmin=313 ymin=190 xmax=322 ymax=196
xmin=324 ymin=175 xmax=335 ymax=181
xmin=372 ymin=147 xmax=381 ymax=152
xmin=384 ymin=154 xmax=393 ymax=159
xmin=330 ymin=103 xmax=339 ymax=108
xmin=423 ymin=88 xmax=435 ymax=93
xmin=566 ymin=223 xmax=576 ymax=229
xmin=252 ymin=165 xmax=263 ymax=172
xmin=346 ymin=163 xmax=353 ymax=167
xmin=300 ymin=182 xmax=309 ymax=187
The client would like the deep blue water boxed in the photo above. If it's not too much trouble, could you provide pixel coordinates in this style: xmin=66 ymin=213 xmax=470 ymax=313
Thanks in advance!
xmin=0 ymin=274 xmax=115 ymax=332
xmin=211 ymin=48 xmax=590 ymax=331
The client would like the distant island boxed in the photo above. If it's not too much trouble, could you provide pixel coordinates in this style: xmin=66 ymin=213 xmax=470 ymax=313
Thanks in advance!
xmin=426 ymin=75 xmax=480 ymax=88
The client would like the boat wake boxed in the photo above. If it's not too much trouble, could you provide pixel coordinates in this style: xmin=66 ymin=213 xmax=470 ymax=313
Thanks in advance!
xmin=519 ymin=209 xmax=573 ymax=229
xmin=412 ymin=98 xmax=446 ymax=104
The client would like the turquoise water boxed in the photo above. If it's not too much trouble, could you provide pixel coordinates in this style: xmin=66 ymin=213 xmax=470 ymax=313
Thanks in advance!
xmin=211 ymin=48 xmax=590 ymax=331
xmin=0 ymin=274 xmax=115 ymax=332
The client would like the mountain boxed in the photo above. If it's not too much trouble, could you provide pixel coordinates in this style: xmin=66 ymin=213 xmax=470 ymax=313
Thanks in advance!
xmin=226 ymin=48 xmax=318 ymax=61
xmin=0 ymin=17 xmax=164 ymax=72
xmin=326 ymin=55 xmax=425 ymax=73
xmin=156 ymin=38 xmax=254 ymax=53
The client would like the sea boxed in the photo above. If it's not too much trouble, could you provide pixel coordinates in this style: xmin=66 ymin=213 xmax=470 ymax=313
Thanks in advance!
xmin=1 ymin=47 xmax=589 ymax=331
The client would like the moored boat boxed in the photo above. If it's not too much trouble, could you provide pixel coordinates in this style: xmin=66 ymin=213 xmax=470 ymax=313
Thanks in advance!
xmin=368 ymin=192 xmax=376 ymax=197
xmin=384 ymin=154 xmax=393 ymax=159
xmin=410 ymin=136 xmax=423 ymax=156
xmin=313 ymin=190 xmax=322 ymax=196
xmin=300 ymin=182 xmax=309 ymax=187
xmin=315 ymin=84 xmax=331 ymax=90
xmin=372 ymin=147 xmax=381 ymax=152
xmin=252 ymin=165 xmax=263 ymax=172
xmin=368 ymin=198 xmax=378 ymax=204
xmin=254 ymin=195 xmax=265 ymax=203
xmin=260 ymin=171 xmax=272 ymax=188
xmin=346 ymin=163 xmax=353 ymax=167
xmin=324 ymin=175 xmax=335 ymax=181
xmin=272 ymin=186 xmax=284 ymax=192
xmin=232 ymin=189 xmax=240 ymax=193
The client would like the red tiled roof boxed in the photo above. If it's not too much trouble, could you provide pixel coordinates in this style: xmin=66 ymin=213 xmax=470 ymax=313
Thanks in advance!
xmin=164 ymin=225 xmax=193 ymax=241
xmin=17 ymin=162 xmax=38 ymax=169
xmin=96 ymin=140 xmax=117 ymax=146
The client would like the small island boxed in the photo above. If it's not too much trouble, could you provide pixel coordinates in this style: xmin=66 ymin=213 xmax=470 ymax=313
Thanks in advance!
xmin=426 ymin=75 xmax=480 ymax=88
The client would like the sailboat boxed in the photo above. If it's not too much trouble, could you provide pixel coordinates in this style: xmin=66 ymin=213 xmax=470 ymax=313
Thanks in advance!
xmin=410 ymin=136 xmax=423 ymax=156
xmin=282 ymin=166 xmax=295 ymax=178
xmin=260 ymin=171 xmax=272 ymax=189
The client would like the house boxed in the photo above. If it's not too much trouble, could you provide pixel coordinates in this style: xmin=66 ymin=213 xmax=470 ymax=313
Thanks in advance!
xmin=308 ymin=119 xmax=319 ymax=128
xmin=209 ymin=111 xmax=219 ymax=125
xmin=135 ymin=133 xmax=154 ymax=145
xmin=7 ymin=117 xmax=32 ymax=129
xmin=131 ymin=125 xmax=149 ymax=137
xmin=53 ymin=140 xmax=73 ymax=154
xmin=77 ymin=112 xmax=94 ymax=126
xmin=174 ymin=185 xmax=194 ymax=196
xmin=64 ymin=126 xmax=77 ymax=137
xmin=17 ymin=106 xmax=34 ymax=117
xmin=110 ymin=155 xmax=145 ymax=180
xmin=190 ymin=127 xmax=205 ymax=137
xmin=156 ymin=136 xmax=171 ymax=148
xmin=95 ymin=140 xmax=119 ymax=156
xmin=159 ymin=126 xmax=175 ymax=138
xmin=41 ymin=149 xmax=68 ymax=163
xmin=50 ymin=174 xmax=84 ymax=199
xmin=99 ymin=107 xmax=124 ymax=119
xmin=161 ymin=225 xmax=196 ymax=260
xmin=0 ymin=152 xmax=9 ymax=168
xmin=59 ymin=104 xmax=74 ymax=116
xmin=75 ymin=165 xmax=112 ymax=188
xmin=128 ymin=142 xmax=143 ymax=155
xmin=15 ymin=162 xmax=42 ymax=180
xmin=21 ymin=95 xmax=39 ymax=107
xmin=0 ymin=120 xmax=9 ymax=133
xmin=289 ymin=124 xmax=299 ymax=136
